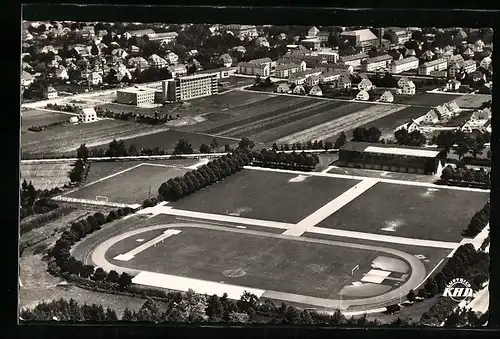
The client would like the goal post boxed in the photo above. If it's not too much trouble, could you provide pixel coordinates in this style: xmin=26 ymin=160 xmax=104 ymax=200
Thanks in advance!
xmin=351 ymin=264 xmax=360 ymax=276
xmin=96 ymin=196 xmax=109 ymax=202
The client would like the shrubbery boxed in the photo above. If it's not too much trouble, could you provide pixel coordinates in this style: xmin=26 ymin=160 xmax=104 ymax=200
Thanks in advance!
xmin=27 ymin=120 xmax=69 ymax=132
xmin=252 ymin=149 xmax=319 ymax=171
xmin=20 ymin=205 xmax=76 ymax=235
xmin=439 ymin=165 xmax=491 ymax=189
xmin=95 ymin=107 xmax=176 ymax=126
xmin=462 ymin=202 xmax=490 ymax=237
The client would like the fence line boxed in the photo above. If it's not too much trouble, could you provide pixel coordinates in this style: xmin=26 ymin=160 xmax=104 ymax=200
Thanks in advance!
xmin=53 ymin=195 xmax=140 ymax=209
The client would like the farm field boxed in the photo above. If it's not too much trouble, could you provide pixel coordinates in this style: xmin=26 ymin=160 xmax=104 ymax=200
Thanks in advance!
xmin=21 ymin=119 xmax=170 ymax=157
xmin=395 ymin=93 xmax=463 ymax=107
xmin=89 ymin=129 xmax=239 ymax=153
xmin=452 ymin=94 xmax=491 ymax=109
xmin=316 ymin=181 xmax=489 ymax=243
xmin=64 ymin=163 xmax=190 ymax=204
xmin=104 ymin=226 xmax=403 ymax=300
xmin=170 ymin=169 xmax=359 ymax=223
xmin=21 ymin=109 xmax=71 ymax=131
xmin=21 ymin=162 xmax=73 ymax=190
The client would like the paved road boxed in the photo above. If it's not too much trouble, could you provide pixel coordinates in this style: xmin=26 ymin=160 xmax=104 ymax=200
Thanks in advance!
xmin=88 ymin=222 xmax=426 ymax=310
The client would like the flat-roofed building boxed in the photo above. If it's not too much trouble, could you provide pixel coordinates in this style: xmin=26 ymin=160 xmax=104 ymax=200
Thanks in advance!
xmin=300 ymin=38 xmax=321 ymax=51
xmin=317 ymin=50 xmax=339 ymax=63
xmin=338 ymin=141 xmax=445 ymax=174
xmin=116 ymin=87 xmax=156 ymax=105
xmin=361 ymin=54 xmax=393 ymax=72
xmin=339 ymin=53 xmax=369 ymax=68
xmin=158 ymin=72 xmax=218 ymax=102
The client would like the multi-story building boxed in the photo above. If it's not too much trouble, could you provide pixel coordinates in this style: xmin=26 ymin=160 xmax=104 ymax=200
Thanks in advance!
xmin=78 ymin=107 xmax=97 ymax=123
xmin=224 ymin=25 xmax=258 ymax=38
xmin=237 ymin=62 xmax=270 ymax=77
xmin=275 ymin=63 xmax=300 ymax=78
xmin=148 ymin=54 xmax=168 ymax=68
xmin=300 ymin=38 xmax=321 ymax=51
xmin=87 ymin=72 xmax=102 ymax=86
xmin=463 ymin=59 xmax=477 ymax=73
xmin=167 ymin=64 xmax=188 ymax=78
xmin=418 ymin=59 xmax=448 ymax=76
xmin=360 ymin=54 xmax=393 ymax=72
xmin=389 ymin=56 xmax=419 ymax=74
xmin=305 ymin=74 xmax=320 ymax=87
xmin=158 ymin=73 xmax=218 ymax=102
xmin=317 ymin=50 xmax=339 ymax=63
xmin=446 ymin=79 xmax=461 ymax=91
xmin=124 ymin=29 xmax=156 ymax=39
xmin=385 ymin=27 xmax=412 ymax=45
xmin=336 ymin=74 xmax=352 ymax=89
xmin=248 ymin=57 xmax=273 ymax=69
xmin=340 ymin=29 xmax=381 ymax=52
xmin=319 ymin=70 xmax=343 ymax=84
xmin=357 ymin=78 xmax=373 ymax=91
xmin=43 ymin=86 xmax=58 ymax=99
xmin=448 ymin=59 xmax=476 ymax=78
xmin=117 ymin=87 xmax=156 ymax=105
xmin=397 ymin=77 xmax=416 ymax=95
xmin=165 ymin=52 xmax=179 ymax=65
xmin=148 ymin=32 xmax=178 ymax=44
xmin=288 ymin=69 xmax=323 ymax=85
xmin=448 ymin=54 xmax=465 ymax=67
xmin=339 ymin=53 xmax=369 ymax=68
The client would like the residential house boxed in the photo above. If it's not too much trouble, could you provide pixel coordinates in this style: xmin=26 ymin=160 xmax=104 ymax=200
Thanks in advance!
xmin=309 ymin=85 xmax=323 ymax=96
xmin=148 ymin=32 xmax=178 ymax=44
xmin=123 ymin=29 xmax=156 ymax=39
xmin=317 ymin=49 xmax=339 ymax=63
xmin=43 ymin=86 xmax=58 ymax=99
xmin=404 ymin=48 xmax=416 ymax=57
xmin=448 ymin=64 xmax=462 ymax=78
xmin=470 ymin=108 xmax=491 ymax=121
xmin=444 ymin=101 xmax=460 ymax=114
xmin=472 ymin=71 xmax=486 ymax=83
xmin=224 ymin=25 xmax=258 ymax=38
xmin=481 ymin=119 xmax=492 ymax=134
xmin=418 ymin=109 xmax=441 ymax=124
xmin=385 ymin=27 xmax=412 ymax=45
xmin=40 ymin=45 xmax=57 ymax=54
xmin=356 ymin=90 xmax=370 ymax=101
xmin=231 ymin=46 xmax=247 ymax=56
xmin=379 ymin=91 xmax=394 ymax=103
xmin=418 ymin=59 xmax=448 ymax=76
xmin=278 ymin=33 xmax=287 ymax=40
xmin=461 ymin=118 xmax=490 ymax=134
xmin=327 ymin=63 xmax=354 ymax=74
xmin=420 ymin=49 xmax=435 ymax=61
xmin=288 ymin=72 xmax=307 ymax=85
xmin=387 ymin=49 xmax=403 ymax=61
xmin=336 ymin=74 xmax=352 ymax=89
xmin=473 ymin=39 xmax=485 ymax=53
xmin=397 ymin=77 xmax=416 ymax=95
xmin=360 ymin=54 xmax=393 ymax=72
xmin=319 ymin=70 xmax=342 ymax=84
xmin=276 ymin=83 xmax=292 ymax=93
xmin=79 ymin=107 xmax=97 ymax=123
xmin=167 ymin=64 xmax=187 ymax=78
xmin=389 ymin=56 xmax=419 ymax=74
xmin=148 ymin=54 xmax=168 ymax=68
xmin=275 ymin=63 xmax=300 ymax=78
xmin=462 ymin=48 xmax=475 ymax=59
xmin=55 ymin=66 xmax=69 ymax=80
xmin=255 ymin=37 xmax=270 ymax=48
xmin=219 ymin=54 xmax=233 ymax=68
xmin=305 ymin=75 xmax=320 ymax=87
xmin=448 ymin=54 xmax=465 ymax=67
xmin=430 ymin=70 xmax=448 ymax=77
xmin=128 ymin=45 xmax=140 ymax=54
xmin=165 ymin=52 xmax=179 ymax=65
xmin=307 ymin=26 xmax=320 ymax=37
xmin=21 ymin=71 xmax=34 ymax=87
xmin=87 ymin=72 xmax=102 ymax=86
xmin=480 ymin=56 xmax=492 ymax=69
xmin=81 ymin=26 xmax=95 ymax=39
xmin=238 ymin=62 xmax=270 ymax=77
xmin=248 ymin=57 xmax=273 ymax=69
xmin=340 ymin=29 xmax=381 ymax=52
xmin=316 ymin=31 xmax=331 ymax=43
xmin=397 ymin=119 xmax=422 ymax=133
xmin=111 ymin=48 xmax=129 ymax=59
xmin=301 ymin=38 xmax=321 ymax=51
xmin=435 ymin=105 xmax=453 ymax=120
xmin=292 ymin=85 xmax=306 ymax=95
xmin=339 ymin=53 xmax=369 ymax=68
xmin=282 ymin=52 xmax=327 ymax=69
xmin=446 ymin=79 xmax=461 ymax=91
xmin=357 ymin=78 xmax=373 ymax=91
xmin=128 ymin=56 xmax=149 ymax=71
xmin=72 ymin=45 xmax=90 ymax=57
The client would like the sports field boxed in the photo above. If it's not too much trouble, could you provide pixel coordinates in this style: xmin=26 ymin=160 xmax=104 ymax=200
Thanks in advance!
xmin=64 ymin=163 xmax=191 ymax=204
xmin=316 ymin=182 xmax=489 ymax=242
xmin=170 ymin=169 xmax=360 ymax=223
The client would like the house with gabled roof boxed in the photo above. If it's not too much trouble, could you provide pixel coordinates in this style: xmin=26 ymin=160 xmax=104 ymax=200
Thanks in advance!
xmin=417 ymin=109 xmax=441 ymax=124
xmin=379 ymin=91 xmax=394 ymax=103
xmin=340 ymin=29 xmax=381 ymax=52
xmin=305 ymin=74 xmax=320 ymax=87
xmin=336 ymin=73 xmax=352 ymax=89
xmin=356 ymin=90 xmax=370 ymax=101
xmin=55 ymin=66 xmax=69 ymax=80
xmin=276 ymin=83 xmax=292 ymax=93
xmin=43 ymin=86 xmax=58 ymax=99
xmin=470 ymin=108 xmax=491 ymax=121
xmin=435 ymin=105 xmax=452 ymax=120
xmin=480 ymin=56 xmax=492 ymax=69
xmin=357 ymin=78 xmax=373 ymax=91
xmin=307 ymin=26 xmax=320 ymax=37
xmin=319 ymin=70 xmax=343 ymax=84
xmin=111 ymin=48 xmax=129 ymax=59
xmin=446 ymin=79 xmax=461 ymax=91
xmin=21 ymin=71 xmax=34 ymax=87
xmin=292 ymin=85 xmax=306 ymax=95
xmin=397 ymin=119 xmax=422 ymax=133
xmin=148 ymin=54 xmax=168 ymax=68
xmin=167 ymin=64 xmax=187 ymax=78
xmin=127 ymin=56 xmax=148 ymax=70
xmin=309 ymin=85 xmax=323 ymax=96
xmin=421 ymin=49 xmax=435 ymax=61
xmin=275 ymin=63 xmax=300 ymax=78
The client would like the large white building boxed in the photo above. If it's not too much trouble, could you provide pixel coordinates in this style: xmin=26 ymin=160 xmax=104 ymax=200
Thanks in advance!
xmin=389 ymin=56 xmax=419 ymax=74
xmin=158 ymin=72 xmax=218 ymax=102
xmin=79 ymin=107 xmax=97 ymax=123
xmin=116 ymin=87 xmax=156 ymax=105
xmin=418 ymin=58 xmax=448 ymax=76
xmin=360 ymin=54 xmax=393 ymax=72
xmin=238 ymin=62 xmax=270 ymax=77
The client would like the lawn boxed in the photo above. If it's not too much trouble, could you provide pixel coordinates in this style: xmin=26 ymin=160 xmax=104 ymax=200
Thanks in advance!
xmin=89 ymin=129 xmax=239 ymax=153
xmin=21 ymin=119 xmax=169 ymax=157
xmin=21 ymin=109 xmax=71 ymax=131
xmin=21 ymin=162 xmax=73 ymax=190
xmin=105 ymin=226 xmax=398 ymax=300
xmin=170 ymin=169 xmax=359 ymax=223
xmin=64 ymin=164 xmax=190 ymax=204
xmin=452 ymin=94 xmax=491 ymax=109
xmin=395 ymin=93 xmax=463 ymax=107
xmin=316 ymin=182 xmax=489 ymax=243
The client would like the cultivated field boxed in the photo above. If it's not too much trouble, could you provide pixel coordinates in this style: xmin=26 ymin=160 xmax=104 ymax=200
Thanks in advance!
xmin=21 ymin=162 xmax=73 ymax=190
xmin=21 ymin=109 xmax=71 ymax=131
xmin=395 ymin=93 xmax=463 ymax=107
xmin=21 ymin=119 xmax=170 ymax=157
xmin=316 ymin=181 xmax=489 ymax=243
xmin=452 ymin=94 xmax=491 ymax=109
xmin=171 ymin=169 xmax=359 ymax=223
xmin=64 ymin=163 xmax=191 ymax=204
xmin=89 ymin=129 xmax=239 ymax=153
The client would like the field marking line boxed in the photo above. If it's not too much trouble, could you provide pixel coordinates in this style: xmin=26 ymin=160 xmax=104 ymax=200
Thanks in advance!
xmin=175 ymin=216 xmax=247 ymax=229
xmin=413 ymin=258 xmax=445 ymax=291
xmin=140 ymin=162 xmax=189 ymax=169
xmin=307 ymin=227 xmax=460 ymax=249
xmin=154 ymin=206 xmax=293 ymax=229
xmin=282 ymin=178 xmax=378 ymax=237
xmin=242 ymin=166 xmax=490 ymax=193
xmin=61 ymin=163 xmax=144 ymax=196
xmin=114 ymin=229 xmax=182 ymax=261
xmin=321 ymin=165 xmax=335 ymax=173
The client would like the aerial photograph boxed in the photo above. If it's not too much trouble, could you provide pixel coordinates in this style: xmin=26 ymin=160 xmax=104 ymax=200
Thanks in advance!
xmin=19 ymin=21 xmax=492 ymax=327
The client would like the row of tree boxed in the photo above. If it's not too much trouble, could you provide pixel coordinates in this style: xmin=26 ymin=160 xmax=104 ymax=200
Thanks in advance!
xmin=433 ymin=130 xmax=490 ymax=161
xmin=20 ymin=180 xmax=62 ymax=220
xmin=394 ymin=129 xmax=427 ymax=147
xmin=67 ymin=144 xmax=91 ymax=184
xmin=461 ymin=202 xmax=491 ymax=237
xmin=252 ymin=150 xmax=319 ymax=171
xmin=95 ymin=107 xmax=179 ymax=126
xmin=440 ymin=165 xmax=491 ymax=188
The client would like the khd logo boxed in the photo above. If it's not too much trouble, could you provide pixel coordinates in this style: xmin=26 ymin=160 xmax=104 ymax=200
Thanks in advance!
xmin=442 ymin=278 xmax=475 ymax=302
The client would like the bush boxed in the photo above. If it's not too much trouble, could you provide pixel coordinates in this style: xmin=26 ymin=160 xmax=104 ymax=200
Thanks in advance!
xmin=20 ymin=206 xmax=75 ymax=235
xmin=106 ymin=210 xmax=118 ymax=222
xmin=94 ymin=212 xmax=106 ymax=225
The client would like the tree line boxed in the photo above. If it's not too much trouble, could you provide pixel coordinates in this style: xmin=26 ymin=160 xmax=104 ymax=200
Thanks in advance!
xmin=67 ymin=144 xmax=90 ymax=184
xmin=439 ymin=165 xmax=491 ymax=189
xmin=252 ymin=149 xmax=319 ymax=171
xmin=20 ymin=180 xmax=62 ymax=220
xmin=95 ymin=107 xmax=179 ymax=126
xmin=433 ymin=130 xmax=490 ymax=161
xmin=461 ymin=202 xmax=490 ymax=238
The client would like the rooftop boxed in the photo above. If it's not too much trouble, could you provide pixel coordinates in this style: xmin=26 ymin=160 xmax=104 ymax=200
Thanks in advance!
xmin=421 ymin=58 xmax=447 ymax=68
xmin=340 ymin=29 xmax=378 ymax=42
xmin=341 ymin=53 xmax=369 ymax=62
xmin=391 ymin=56 xmax=419 ymax=66
xmin=118 ymin=87 xmax=156 ymax=94
xmin=340 ymin=141 xmax=443 ymax=158
xmin=362 ymin=54 xmax=393 ymax=64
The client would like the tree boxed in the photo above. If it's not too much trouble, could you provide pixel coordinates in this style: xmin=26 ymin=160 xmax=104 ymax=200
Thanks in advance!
xmin=92 ymin=268 xmax=107 ymax=282
xmin=106 ymin=270 xmax=120 ymax=284
xmin=81 ymin=265 xmax=95 ymax=278
xmin=238 ymin=137 xmax=255 ymax=150
xmin=367 ymin=127 xmax=382 ymax=143
xmin=122 ymin=308 xmax=134 ymax=321
xmin=224 ymin=144 xmax=232 ymax=152
xmin=174 ymin=139 xmax=194 ymax=154
xmin=424 ymin=276 xmax=439 ymax=296
xmin=94 ymin=212 xmax=106 ymax=225
xmin=117 ymin=272 xmax=133 ymax=289
xmin=68 ymin=159 xmax=86 ymax=183
xmin=229 ymin=311 xmax=250 ymax=323
xmin=254 ymin=74 xmax=262 ymax=87
xmin=469 ymin=137 xmax=486 ymax=160
xmin=417 ymin=289 xmax=426 ymax=299
xmin=436 ymin=130 xmax=456 ymax=155
xmin=441 ymin=166 xmax=454 ymax=181
xmin=406 ymin=289 xmax=416 ymax=302
xmin=199 ymin=143 xmax=211 ymax=154
xmin=76 ymin=144 xmax=89 ymax=160
xmin=454 ymin=139 xmax=470 ymax=160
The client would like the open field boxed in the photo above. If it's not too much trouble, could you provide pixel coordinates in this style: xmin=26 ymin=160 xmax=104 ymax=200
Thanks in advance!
xmin=218 ymin=76 xmax=255 ymax=92
xmin=21 ymin=109 xmax=71 ymax=131
xmin=21 ymin=162 xmax=73 ymax=190
xmin=89 ymin=129 xmax=239 ymax=153
xmin=170 ymin=169 xmax=359 ymax=223
xmin=65 ymin=163 xmax=190 ymax=204
xmin=104 ymin=226 xmax=405 ymax=300
xmin=394 ymin=93 xmax=463 ymax=107
xmin=21 ymin=119 xmax=170 ymax=157
xmin=316 ymin=182 xmax=489 ymax=242
xmin=452 ymin=94 xmax=491 ymax=109
xmin=327 ymin=166 xmax=435 ymax=183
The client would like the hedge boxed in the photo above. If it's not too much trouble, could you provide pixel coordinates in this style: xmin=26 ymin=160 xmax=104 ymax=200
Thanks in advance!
xmin=20 ymin=205 xmax=76 ymax=235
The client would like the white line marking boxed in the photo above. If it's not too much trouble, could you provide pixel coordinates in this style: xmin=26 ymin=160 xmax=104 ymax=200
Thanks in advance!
xmin=114 ymin=229 xmax=181 ymax=261
xmin=235 ymin=226 xmax=247 ymax=229
xmin=308 ymin=227 xmax=460 ymax=249
xmin=414 ymin=258 xmax=445 ymax=290
xmin=140 ymin=163 xmax=188 ymax=169
xmin=322 ymin=165 xmax=335 ymax=173
xmin=283 ymin=179 xmax=378 ymax=237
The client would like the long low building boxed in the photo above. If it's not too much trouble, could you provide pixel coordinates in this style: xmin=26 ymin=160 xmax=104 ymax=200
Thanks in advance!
xmin=338 ymin=141 xmax=445 ymax=174
xmin=116 ymin=87 xmax=156 ymax=105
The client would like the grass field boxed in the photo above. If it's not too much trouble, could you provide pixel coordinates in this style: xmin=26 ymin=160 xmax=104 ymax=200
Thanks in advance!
xmin=395 ymin=93 xmax=463 ymax=107
xmin=21 ymin=119 xmax=170 ymax=157
xmin=452 ymin=94 xmax=491 ymax=109
xmin=21 ymin=109 xmax=71 ymax=131
xmin=105 ymin=226 xmax=399 ymax=299
xmin=89 ymin=129 xmax=239 ymax=153
xmin=65 ymin=163 xmax=190 ymax=204
xmin=170 ymin=169 xmax=359 ymax=223
xmin=218 ymin=76 xmax=255 ymax=92
xmin=21 ymin=162 xmax=73 ymax=190
xmin=316 ymin=182 xmax=489 ymax=242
